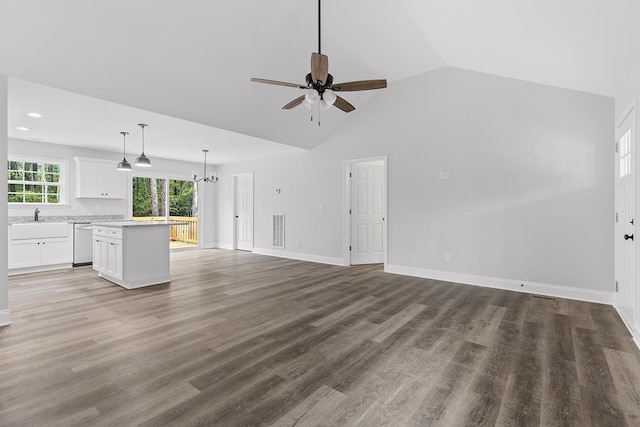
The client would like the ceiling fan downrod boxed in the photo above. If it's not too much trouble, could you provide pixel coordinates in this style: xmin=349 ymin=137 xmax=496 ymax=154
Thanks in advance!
xmin=318 ymin=0 xmax=322 ymax=55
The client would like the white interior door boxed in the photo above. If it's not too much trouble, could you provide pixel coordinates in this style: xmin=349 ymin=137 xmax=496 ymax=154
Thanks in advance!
xmin=234 ymin=173 xmax=254 ymax=251
xmin=616 ymin=107 xmax=636 ymax=328
xmin=351 ymin=162 xmax=384 ymax=265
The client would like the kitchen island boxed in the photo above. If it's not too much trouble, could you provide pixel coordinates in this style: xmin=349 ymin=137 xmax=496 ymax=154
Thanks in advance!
xmin=92 ymin=221 xmax=185 ymax=289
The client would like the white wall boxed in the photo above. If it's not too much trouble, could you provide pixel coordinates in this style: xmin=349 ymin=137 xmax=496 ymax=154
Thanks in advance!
xmin=8 ymin=138 xmax=217 ymax=247
xmin=217 ymin=67 xmax=614 ymax=296
xmin=1 ymin=75 xmax=10 ymax=326
xmin=615 ymin=54 xmax=640 ymax=342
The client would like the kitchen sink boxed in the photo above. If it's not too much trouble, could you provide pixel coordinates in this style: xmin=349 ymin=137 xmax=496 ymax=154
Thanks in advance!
xmin=10 ymin=222 xmax=70 ymax=240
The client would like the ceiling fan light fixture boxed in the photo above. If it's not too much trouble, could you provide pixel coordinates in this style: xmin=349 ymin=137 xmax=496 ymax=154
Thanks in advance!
xmin=323 ymin=90 xmax=336 ymax=105
xmin=249 ymin=0 xmax=386 ymax=118
xmin=305 ymin=89 xmax=319 ymax=104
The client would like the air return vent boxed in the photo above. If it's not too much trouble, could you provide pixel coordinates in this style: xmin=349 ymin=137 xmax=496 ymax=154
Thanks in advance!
xmin=272 ymin=214 xmax=285 ymax=248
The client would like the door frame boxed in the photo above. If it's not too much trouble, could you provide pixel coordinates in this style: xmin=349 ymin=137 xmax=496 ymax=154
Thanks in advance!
xmin=232 ymin=172 xmax=254 ymax=251
xmin=615 ymin=99 xmax=637 ymax=327
xmin=343 ymin=155 xmax=388 ymax=267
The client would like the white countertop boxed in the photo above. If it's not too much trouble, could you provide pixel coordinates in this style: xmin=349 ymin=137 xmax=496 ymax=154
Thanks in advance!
xmin=92 ymin=221 xmax=189 ymax=228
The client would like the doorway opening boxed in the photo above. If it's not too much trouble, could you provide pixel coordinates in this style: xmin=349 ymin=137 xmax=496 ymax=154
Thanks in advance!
xmin=131 ymin=176 xmax=198 ymax=249
xmin=233 ymin=172 xmax=254 ymax=251
xmin=343 ymin=156 xmax=387 ymax=266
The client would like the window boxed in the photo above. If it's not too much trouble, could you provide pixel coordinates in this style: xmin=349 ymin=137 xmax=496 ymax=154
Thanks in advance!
xmin=7 ymin=159 xmax=65 ymax=204
xmin=620 ymin=129 xmax=632 ymax=178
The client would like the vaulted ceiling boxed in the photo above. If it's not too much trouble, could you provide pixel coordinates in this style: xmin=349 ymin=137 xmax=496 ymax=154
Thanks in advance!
xmin=1 ymin=0 xmax=639 ymax=161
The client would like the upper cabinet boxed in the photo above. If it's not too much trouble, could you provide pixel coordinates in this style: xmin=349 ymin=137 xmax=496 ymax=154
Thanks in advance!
xmin=74 ymin=157 xmax=127 ymax=199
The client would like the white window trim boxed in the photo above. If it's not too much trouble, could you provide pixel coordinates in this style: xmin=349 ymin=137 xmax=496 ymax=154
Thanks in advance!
xmin=7 ymin=155 xmax=69 ymax=205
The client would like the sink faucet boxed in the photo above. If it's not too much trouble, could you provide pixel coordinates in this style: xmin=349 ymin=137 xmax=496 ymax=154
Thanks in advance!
xmin=34 ymin=208 xmax=40 ymax=222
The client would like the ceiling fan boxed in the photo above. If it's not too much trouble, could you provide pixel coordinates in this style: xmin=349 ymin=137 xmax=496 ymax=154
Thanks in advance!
xmin=251 ymin=0 xmax=387 ymax=115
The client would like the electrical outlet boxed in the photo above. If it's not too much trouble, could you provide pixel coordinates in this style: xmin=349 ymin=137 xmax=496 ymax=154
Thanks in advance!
xmin=319 ymin=205 xmax=325 ymax=212
xmin=445 ymin=254 xmax=452 ymax=263
xmin=439 ymin=171 xmax=445 ymax=180
xmin=445 ymin=171 xmax=451 ymax=180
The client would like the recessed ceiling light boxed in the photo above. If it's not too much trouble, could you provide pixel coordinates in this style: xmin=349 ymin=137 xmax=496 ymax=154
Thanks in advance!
xmin=27 ymin=112 xmax=42 ymax=118
xmin=16 ymin=126 xmax=30 ymax=131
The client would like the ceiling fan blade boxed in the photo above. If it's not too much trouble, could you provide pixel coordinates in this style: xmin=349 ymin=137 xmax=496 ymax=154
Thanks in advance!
xmin=334 ymin=96 xmax=356 ymax=113
xmin=310 ymin=53 xmax=329 ymax=84
xmin=331 ymin=79 xmax=387 ymax=92
xmin=282 ymin=95 xmax=306 ymax=110
xmin=251 ymin=78 xmax=306 ymax=89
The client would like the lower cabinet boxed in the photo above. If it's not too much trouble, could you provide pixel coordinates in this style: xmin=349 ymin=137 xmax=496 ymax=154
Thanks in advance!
xmin=93 ymin=234 xmax=106 ymax=273
xmin=106 ymin=237 xmax=123 ymax=280
xmin=92 ymin=223 xmax=170 ymax=289
xmin=93 ymin=227 xmax=123 ymax=280
xmin=8 ymin=237 xmax=72 ymax=270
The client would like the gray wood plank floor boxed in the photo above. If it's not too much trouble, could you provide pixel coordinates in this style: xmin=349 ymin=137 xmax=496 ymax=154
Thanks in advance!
xmin=1 ymin=249 xmax=639 ymax=426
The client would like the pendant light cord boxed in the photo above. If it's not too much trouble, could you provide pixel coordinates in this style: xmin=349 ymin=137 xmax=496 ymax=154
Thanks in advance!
xmin=140 ymin=124 xmax=145 ymax=154
xmin=121 ymin=131 xmax=128 ymax=156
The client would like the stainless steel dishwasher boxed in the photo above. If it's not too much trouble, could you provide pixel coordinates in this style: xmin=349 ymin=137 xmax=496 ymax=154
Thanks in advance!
xmin=73 ymin=223 xmax=94 ymax=266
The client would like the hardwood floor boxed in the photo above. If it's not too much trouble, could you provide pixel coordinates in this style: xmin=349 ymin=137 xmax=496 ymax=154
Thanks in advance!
xmin=1 ymin=249 xmax=639 ymax=426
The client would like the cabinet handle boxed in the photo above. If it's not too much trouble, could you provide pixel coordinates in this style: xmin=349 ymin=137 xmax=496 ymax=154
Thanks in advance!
xmin=37 ymin=242 xmax=40 ymax=245
xmin=110 ymin=243 xmax=115 ymax=245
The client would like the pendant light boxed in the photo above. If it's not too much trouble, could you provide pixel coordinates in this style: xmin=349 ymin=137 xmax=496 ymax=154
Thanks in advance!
xmin=116 ymin=131 xmax=132 ymax=171
xmin=193 ymin=149 xmax=219 ymax=183
xmin=135 ymin=123 xmax=152 ymax=167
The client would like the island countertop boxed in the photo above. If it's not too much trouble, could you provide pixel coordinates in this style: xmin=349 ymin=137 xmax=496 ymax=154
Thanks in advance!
xmin=92 ymin=221 xmax=189 ymax=227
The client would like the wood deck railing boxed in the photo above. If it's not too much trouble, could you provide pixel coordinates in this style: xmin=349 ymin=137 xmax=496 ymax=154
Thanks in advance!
xmin=133 ymin=216 xmax=198 ymax=244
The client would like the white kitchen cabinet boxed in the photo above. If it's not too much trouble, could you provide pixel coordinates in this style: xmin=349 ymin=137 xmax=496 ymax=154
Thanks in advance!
xmin=41 ymin=239 xmax=75 ymax=265
xmin=93 ymin=222 xmax=172 ymax=289
xmin=93 ymin=234 xmax=106 ymax=273
xmin=8 ymin=240 xmax=42 ymax=269
xmin=8 ymin=223 xmax=72 ymax=273
xmin=8 ymin=237 xmax=72 ymax=271
xmin=106 ymin=237 xmax=123 ymax=280
xmin=74 ymin=157 xmax=127 ymax=199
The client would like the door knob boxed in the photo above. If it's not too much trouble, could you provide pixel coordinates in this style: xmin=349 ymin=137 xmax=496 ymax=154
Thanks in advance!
xmin=624 ymin=234 xmax=634 ymax=241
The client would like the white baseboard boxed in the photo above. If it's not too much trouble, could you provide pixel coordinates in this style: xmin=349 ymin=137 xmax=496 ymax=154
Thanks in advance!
xmin=613 ymin=306 xmax=640 ymax=351
xmin=252 ymin=247 xmax=345 ymax=266
xmin=201 ymin=243 xmax=218 ymax=249
xmin=8 ymin=263 xmax=73 ymax=276
xmin=213 ymin=242 xmax=234 ymax=250
xmin=0 ymin=309 xmax=11 ymax=327
xmin=385 ymin=264 xmax=613 ymax=305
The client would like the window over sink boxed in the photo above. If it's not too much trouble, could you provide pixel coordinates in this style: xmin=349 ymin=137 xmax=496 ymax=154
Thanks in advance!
xmin=7 ymin=158 xmax=66 ymax=204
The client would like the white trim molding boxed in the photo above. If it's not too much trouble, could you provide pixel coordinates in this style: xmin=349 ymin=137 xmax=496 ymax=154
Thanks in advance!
xmin=253 ymin=247 xmax=344 ymax=266
xmin=613 ymin=306 xmax=640 ymax=351
xmin=385 ymin=264 xmax=613 ymax=305
xmin=8 ymin=263 xmax=72 ymax=276
xmin=0 ymin=309 xmax=11 ymax=327
xmin=213 ymin=242 xmax=234 ymax=250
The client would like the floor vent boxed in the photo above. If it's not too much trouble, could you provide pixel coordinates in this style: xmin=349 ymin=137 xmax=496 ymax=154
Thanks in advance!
xmin=272 ymin=214 xmax=285 ymax=248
